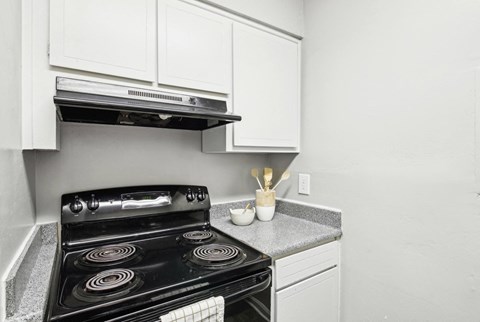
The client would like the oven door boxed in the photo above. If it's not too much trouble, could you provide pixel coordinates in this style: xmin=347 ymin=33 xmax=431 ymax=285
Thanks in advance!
xmin=106 ymin=269 xmax=272 ymax=322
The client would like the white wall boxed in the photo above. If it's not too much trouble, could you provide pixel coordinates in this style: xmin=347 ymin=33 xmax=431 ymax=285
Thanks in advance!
xmin=0 ymin=0 xmax=36 ymax=312
xmin=198 ymin=0 xmax=303 ymax=36
xmin=35 ymin=123 xmax=268 ymax=222
xmin=271 ymin=0 xmax=480 ymax=320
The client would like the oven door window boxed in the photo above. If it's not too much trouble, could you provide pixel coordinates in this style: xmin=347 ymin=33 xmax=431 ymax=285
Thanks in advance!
xmin=225 ymin=290 xmax=270 ymax=322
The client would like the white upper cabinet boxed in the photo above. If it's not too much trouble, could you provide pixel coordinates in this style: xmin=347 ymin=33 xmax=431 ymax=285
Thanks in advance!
xmin=202 ymin=22 xmax=300 ymax=153
xmin=232 ymin=23 xmax=300 ymax=148
xmin=157 ymin=0 xmax=232 ymax=94
xmin=200 ymin=0 xmax=304 ymax=37
xmin=49 ymin=0 xmax=156 ymax=82
xmin=43 ymin=0 xmax=300 ymax=152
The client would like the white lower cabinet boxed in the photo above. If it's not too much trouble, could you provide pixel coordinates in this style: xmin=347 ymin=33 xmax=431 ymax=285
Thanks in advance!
xmin=274 ymin=241 xmax=340 ymax=322
xmin=276 ymin=268 xmax=339 ymax=322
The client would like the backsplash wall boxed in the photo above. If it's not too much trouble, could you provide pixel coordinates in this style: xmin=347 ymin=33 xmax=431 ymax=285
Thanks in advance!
xmin=35 ymin=123 xmax=268 ymax=223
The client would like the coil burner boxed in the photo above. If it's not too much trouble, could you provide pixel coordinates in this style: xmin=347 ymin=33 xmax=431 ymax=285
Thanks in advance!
xmin=76 ymin=244 xmax=141 ymax=269
xmin=187 ymin=244 xmax=247 ymax=269
xmin=181 ymin=231 xmax=216 ymax=245
xmin=73 ymin=269 xmax=143 ymax=302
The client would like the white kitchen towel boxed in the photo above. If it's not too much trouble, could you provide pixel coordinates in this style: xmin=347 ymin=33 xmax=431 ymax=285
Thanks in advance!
xmin=160 ymin=296 xmax=225 ymax=322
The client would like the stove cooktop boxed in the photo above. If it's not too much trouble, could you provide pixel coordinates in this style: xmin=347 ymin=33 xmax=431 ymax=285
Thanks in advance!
xmin=48 ymin=185 xmax=271 ymax=322
xmin=50 ymin=227 xmax=270 ymax=321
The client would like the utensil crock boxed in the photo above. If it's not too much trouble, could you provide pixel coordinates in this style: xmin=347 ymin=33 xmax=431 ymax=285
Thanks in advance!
xmin=255 ymin=189 xmax=276 ymax=221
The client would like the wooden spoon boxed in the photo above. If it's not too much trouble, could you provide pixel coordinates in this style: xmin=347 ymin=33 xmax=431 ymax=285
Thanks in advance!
xmin=272 ymin=170 xmax=291 ymax=190
xmin=251 ymin=168 xmax=264 ymax=191
xmin=264 ymin=167 xmax=273 ymax=191
xmin=241 ymin=203 xmax=251 ymax=214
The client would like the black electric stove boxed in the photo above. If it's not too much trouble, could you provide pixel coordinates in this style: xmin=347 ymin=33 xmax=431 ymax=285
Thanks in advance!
xmin=47 ymin=185 xmax=272 ymax=322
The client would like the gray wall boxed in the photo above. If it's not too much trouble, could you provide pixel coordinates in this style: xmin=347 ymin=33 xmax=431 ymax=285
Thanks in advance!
xmin=0 ymin=0 xmax=36 ymax=310
xmin=271 ymin=0 xmax=480 ymax=320
xmin=35 ymin=123 xmax=268 ymax=223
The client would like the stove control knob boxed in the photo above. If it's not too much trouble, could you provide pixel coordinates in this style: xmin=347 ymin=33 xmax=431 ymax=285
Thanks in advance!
xmin=197 ymin=190 xmax=206 ymax=202
xmin=69 ymin=197 xmax=83 ymax=214
xmin=87 ymin=194 xmax=100 ymax=211
xmin=186 ymin=189 xmax=196 ymax=202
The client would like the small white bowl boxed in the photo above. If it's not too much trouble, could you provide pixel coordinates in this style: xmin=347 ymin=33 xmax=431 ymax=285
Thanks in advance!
xmin=229 ymin=208 xmax=256 ymax=226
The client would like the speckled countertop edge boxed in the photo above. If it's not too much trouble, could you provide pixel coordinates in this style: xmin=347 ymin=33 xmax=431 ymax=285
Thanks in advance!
xmin=210 ymin=199 xmax=342 ymax=259
xmin=4 ymin=223 xmax=58 ymax=322
xmin=4 ymin=226 xmax=42 ymax=318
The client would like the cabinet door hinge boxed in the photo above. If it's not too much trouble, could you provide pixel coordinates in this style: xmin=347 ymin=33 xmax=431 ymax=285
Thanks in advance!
xmin=47 ymin=42 xmax=50 ymax=57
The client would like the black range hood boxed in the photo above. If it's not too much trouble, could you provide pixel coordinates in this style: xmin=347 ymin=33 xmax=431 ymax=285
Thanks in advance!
xmin=54 ymin=77 xmax=241 ymax=131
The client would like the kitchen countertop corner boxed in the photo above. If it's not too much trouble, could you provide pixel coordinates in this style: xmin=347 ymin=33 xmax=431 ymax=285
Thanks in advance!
xmin=210 ymin=199 xmax=342 ymax=259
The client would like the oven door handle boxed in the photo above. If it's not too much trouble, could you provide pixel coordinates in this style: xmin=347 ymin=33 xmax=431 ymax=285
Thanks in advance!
xmin=224 ymin=272 xmax=271 ymax=304
xmin=106 ymin=269 xmax=272 ymax=322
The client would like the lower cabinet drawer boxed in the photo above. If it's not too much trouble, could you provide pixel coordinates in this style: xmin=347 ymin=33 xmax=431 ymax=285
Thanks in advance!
xmin=276 ymin=267 xmax=339 ymax=322
xmin=275 ymin=241 xmax=339 ymax=290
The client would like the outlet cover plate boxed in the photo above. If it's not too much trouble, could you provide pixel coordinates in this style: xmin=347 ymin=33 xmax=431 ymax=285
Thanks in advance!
xmin=298 ymin=173 xmax=310 ymax=195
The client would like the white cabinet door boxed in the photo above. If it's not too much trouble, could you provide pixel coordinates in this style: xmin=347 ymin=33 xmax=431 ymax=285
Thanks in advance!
xmin=158 ymin=0 xmax=232 ymax=94
xmin=232 ymin=22 xmax=300 ymax=148
xmin=50 ymin=0 xmax=156 ymax=82
xmin=276 ymin=267 xmax=339 ymax=322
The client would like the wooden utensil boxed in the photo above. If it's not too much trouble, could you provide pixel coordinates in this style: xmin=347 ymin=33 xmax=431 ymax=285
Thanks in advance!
xmin=264 ymin=167 xmax=273 ymax=191
xmin=241 ymin=203 xmax=251 ymax=214
xmin=251 ymin=168 xmax=264 ymax=191
xmin=272 ymin=170 xmax=290 ymax=190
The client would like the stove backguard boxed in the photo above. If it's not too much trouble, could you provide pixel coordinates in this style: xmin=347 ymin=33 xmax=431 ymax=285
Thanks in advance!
xmin=61 ymin=185 xmax=211 ymax=249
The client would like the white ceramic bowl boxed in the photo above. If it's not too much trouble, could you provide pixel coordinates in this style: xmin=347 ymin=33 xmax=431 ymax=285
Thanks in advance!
xmin=230 ymin=208 xmax=256 ymax=226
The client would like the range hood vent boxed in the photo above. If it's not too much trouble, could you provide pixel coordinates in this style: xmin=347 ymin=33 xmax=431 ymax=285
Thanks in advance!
xmin=54 ymin=77 xmax=241 ymax=131
xmin=127 ymin=89 xmax=182 ymax=102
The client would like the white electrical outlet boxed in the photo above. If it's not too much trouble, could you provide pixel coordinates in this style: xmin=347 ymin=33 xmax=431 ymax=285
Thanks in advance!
xmin=298 ymin=173 xmax=310 ymax=195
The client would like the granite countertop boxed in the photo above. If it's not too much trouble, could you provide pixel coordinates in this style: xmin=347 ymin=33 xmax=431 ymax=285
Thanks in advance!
xmin=4 ymin=223 xmax=58 ymax=322
xmin=210 ymin=200 xmax=342 ymax=259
